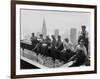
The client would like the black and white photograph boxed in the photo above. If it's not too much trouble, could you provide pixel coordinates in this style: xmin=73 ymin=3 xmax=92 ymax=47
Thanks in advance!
xmin=20 ymin=9 xmax=91 ymax=69
xmin=11 ymin=1 xmax=97 ymax=78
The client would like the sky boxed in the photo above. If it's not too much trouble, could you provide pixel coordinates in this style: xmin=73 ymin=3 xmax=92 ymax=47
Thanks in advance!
xmin=20 ymin=8 xmax=91 ymax=40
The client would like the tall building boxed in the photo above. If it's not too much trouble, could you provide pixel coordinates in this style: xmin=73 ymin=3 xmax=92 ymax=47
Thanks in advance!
xmin=54 ymin=29 xmax=59 ymax=38
xmin=42 ymin=18 xmax=47 ymax=38
xmin=36 ymin=32 xmax=40 ymax=38
xmin=70 ymin=28 xmax=77 ymax=46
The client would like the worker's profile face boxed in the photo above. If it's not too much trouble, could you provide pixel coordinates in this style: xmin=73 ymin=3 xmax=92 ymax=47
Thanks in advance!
xmin=66 ymin=39 xmax=69 ymax=43
xmin=82 ymin=27 xmax=86 ymax=31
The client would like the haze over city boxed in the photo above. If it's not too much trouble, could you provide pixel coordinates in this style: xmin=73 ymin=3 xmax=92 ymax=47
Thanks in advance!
xmin=21 ymin=9 xmax=91 ymax=42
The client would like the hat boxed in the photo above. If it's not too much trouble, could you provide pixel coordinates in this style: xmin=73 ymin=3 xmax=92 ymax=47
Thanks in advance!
xmin=81 ymin=25 xmax=86 ymax=28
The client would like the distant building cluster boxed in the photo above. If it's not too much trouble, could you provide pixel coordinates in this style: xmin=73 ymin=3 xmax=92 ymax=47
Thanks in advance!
xmin=36 ymin=19 xmax=78 ymax=45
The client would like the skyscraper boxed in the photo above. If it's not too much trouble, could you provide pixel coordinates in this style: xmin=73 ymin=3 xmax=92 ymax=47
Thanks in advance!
xmin=36 ymin=32 xmax=40 ymax=38
xmin=54 ymin=29 xmax=59 ymax=38
xmin=70 ymin=28 xmax=77 ymax=46
xmin=42 ymin=18 xmax=47 ymax=38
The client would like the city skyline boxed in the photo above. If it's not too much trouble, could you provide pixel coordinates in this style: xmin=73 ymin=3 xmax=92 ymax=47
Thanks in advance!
xmin=21 ymin=9 xmax=91 ymax=42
